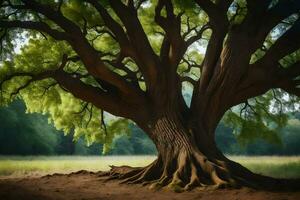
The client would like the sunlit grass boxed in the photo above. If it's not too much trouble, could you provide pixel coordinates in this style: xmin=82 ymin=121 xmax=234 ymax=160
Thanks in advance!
xmin=0 ymin=156 xmax=155 ymax=178
xmin=0 ymin=156 xmax=299 ymax=179
xmin=228 ymin=156 xmax=300 ymax=179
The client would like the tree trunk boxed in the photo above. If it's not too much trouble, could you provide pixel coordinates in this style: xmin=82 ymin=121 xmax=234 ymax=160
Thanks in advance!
xmin=108 ymin=109 xmax=300 ymax=192
xmin=108 ymin=109 xmax=235 ymax=191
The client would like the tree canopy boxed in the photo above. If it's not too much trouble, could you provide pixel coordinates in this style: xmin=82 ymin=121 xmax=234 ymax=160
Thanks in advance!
xmin=0 ymin=0 xmax=299 ymax=149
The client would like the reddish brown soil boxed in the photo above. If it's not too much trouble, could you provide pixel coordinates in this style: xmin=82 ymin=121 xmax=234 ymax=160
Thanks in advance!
xmin=0 ymin=171 xmax=299 ymax=200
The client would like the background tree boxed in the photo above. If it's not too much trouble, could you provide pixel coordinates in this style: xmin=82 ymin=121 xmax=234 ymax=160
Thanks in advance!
xmin=2 ymin=100 xmax=300 ymax=156
xmin=0 ymin=100 xmax=58 ymax=155
xmin=0 ymin=0 xmax=300 ymax=191
xmin=0 ymin=100 xmax=157 ymax=155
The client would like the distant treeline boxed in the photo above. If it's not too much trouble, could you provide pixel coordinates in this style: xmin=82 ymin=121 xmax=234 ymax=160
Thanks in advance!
xmin=0 ymin=101 xmax=300 ymax=155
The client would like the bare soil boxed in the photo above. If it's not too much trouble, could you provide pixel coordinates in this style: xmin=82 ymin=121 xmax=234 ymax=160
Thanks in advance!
xmin=0 ymin=171 xmax=299 ymax=200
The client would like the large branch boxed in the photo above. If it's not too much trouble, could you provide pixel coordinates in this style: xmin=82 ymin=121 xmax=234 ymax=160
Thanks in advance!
xmin=239 ymin=0 xmax=272 ymax=34
xmin=259 ymin=0 xmax=300 ymax=39
xmin=53 ymin=70 xmax=135 ymax=118
xmin=256 ymin=18 xmax=300 ymax=67
xmin=108 ymin=0 xmax=159 ymax=92
xmin=243 ymin=0 xmax=300 ymax=52
xmin=0 ymin=71 xmax=54 ymax=90
xmin=84 ymin=0 xmax=135 ymax=58
xmin=21 ymin=0 xmax=81 ymax=34
xmin=189 ymin=1 xmax=233 ymax=113
xmin=197 ymin=31 xmax=227 ymax=93
xmin=155 ymin=0 xmax=186 ymax=68
xmin=0 ymin=55 xmax=68 ymax=89
xmin=194 ymin=0 xmax=218 ymax=22
xmin=277 ymin=61 xmax=300 ymax=97
xmin=233 ymin=61 xmax=300 ymax=106
xmin=208 ymin=1 xmax=300 ymax=108
xmin=154 ymin=0 xmax=208 ymax=70
xmin=280 ymin=61 xmax=300 ymax=79
xmin=192 ymin=0 xmax=233 ymax=92
xmin=0 ymin=20 xmax=68 ymax=41
xmin=231 ymin=3 xmax=300 ymax=105
xmin=0 ymin=21 xmax=138 ymax=99
xmin=0 ymin=58 xmax=139 ymax=118
xmin=3 ymin=0 xmax=144 ymax=100
xmin=195 ymin=0 xmax=232 ymax=29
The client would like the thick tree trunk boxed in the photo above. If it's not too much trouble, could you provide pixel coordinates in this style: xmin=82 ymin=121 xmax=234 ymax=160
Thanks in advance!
xmin=106 ymin=57 xmax=300 ymax=191
xmin=108 ymin=110 xmax=236 ymax=191
xmin=108 ymin=110 xmax=300 ymax=192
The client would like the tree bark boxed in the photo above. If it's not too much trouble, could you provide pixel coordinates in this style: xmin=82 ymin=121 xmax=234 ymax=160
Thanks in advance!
xmin=108 ymin=107 xmax=300 ymax=192
xmin=109 ymin=111 xmax=231 ymax=191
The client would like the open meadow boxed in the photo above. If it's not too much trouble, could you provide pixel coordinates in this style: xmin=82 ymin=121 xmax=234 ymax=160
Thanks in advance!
xmin=0 ymin=155 xmax=299 ymax=179
xmin=0 ymin=155 xmax=300 ymax=200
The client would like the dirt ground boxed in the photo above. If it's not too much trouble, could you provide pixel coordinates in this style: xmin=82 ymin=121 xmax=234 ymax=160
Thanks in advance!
xmin=0 ymin=171 xmax=299 ymax=200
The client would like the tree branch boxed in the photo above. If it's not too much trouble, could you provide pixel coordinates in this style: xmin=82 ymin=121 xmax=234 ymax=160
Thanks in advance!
xmin=256 ymin=18 xmax=300 ymax=68
xmin=84 ymin=0 xmax=135 ymax=58
xmin=9 ymin=1 xmax=144 ymax=100
xmin=279 ymin=61 xmax=300 ymax=79
xmin=260 ymin=0 xmax=300 ymax=39
xmin=0 ymin=20 xmax=68 ymax=40
xmin=0 ymin=0 xmax=151 ymax=122
xmin=109 ymin=0 xmax=159 ymax=92
xmin=185 ymin=23 xmax=210 ymax=47
xmin=242 ymin=0 xmax=300 ymax=52
xmin=53 ymin=70 xmax=135 ymax=118
xmin=0 ymin=56 xmax=142 ymax=118
xmin=233 ymin=60 xmax=300 ymax=106
xmin=181 ymin=76 xmax=196 ymax=86
xmin=155 ymin=0 xmax=186 ymax=68
xmin=21 ymin=0 xmax=81 ymax=34
xmin=194 ymin=0 xmax=232 ymax=29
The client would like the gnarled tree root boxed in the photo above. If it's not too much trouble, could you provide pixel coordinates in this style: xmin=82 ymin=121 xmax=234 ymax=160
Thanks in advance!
xmin=103 ymin=149 xmax=300 ymax=192
xmin=104 ymin=149 xmax=241 ymax=192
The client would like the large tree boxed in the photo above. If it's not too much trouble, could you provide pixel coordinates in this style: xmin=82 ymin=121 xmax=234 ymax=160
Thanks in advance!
xmin=0 ymin=0 xmax=300 ymax=191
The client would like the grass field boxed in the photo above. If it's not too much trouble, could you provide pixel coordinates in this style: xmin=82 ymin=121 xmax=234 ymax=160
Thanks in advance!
xmin=0 ymin=155 xmax=299 ymax=179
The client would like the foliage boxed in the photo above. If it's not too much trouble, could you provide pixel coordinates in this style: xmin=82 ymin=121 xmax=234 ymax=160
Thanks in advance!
xmin=216 ymin=118 xmax=300 ymax=155
xmin=108 ymin=124 xmax=157 ymax=155
xmin=1 ymin=100 xmax=300 ymax=156
xmin=0 ymin=100 xmax=58 ymax=155
xmin=0 ymin=37 xmax=130 ymax=151
xmin=222 ymin=88 xmax=300 ymax=147
xmin=0 ymin=100 xmax=155 ymax=155
xmin=0 ymin=0 xmax=299 ymax=151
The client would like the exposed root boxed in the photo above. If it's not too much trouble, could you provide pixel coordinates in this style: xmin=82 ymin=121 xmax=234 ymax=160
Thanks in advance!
xmin=103 ymin=145 xmax=300 ymax=192
xmin=105 ymin=149 xmax=238 ymax=192
xmin=104 ymin=165 xmax=142 ymax=182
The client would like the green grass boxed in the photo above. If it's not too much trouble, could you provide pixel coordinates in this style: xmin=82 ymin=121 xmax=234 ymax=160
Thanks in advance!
xmin=0 ymin=156 xmax=156 ymax=178
xmin=229 ymin=156 xmax=300 ymax=179
xmin=0 ymin=156 xmax=299 ymax=179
